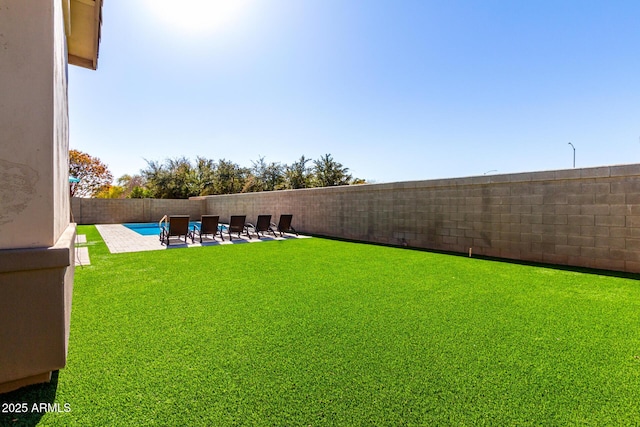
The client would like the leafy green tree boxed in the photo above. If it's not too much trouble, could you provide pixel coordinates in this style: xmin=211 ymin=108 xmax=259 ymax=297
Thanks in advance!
xmin=213 ymin=159 xmax=247 ymax=194
xmin=141 ymin=160 xmax=170 ymax=198
xmin=312 ymin=153 xmax=352 ymax=187
xmin=263 ymin=161 xmax=285 ymax=191
xmin=136 ymin=154 xmax=364 ymax=198
xmin=116 ymin=174 xmax=150 ymax=198
xmin=244 ymin=156 xmax=285 ymax=192
xmin=95 ymin=185 xmax=124 ymax=199
xmin=194 ymin=157 xmax=217 ymax=196
xmin=242 ymin=175 xmax=260 ymax=193
xmin=142 ymin=157 xmax=198 ymax=199
xmin=69 ymin=149 xmax=114 ymax=197
xmin=284 ymin=155 xmax=312 ymax=189
xmin=168 ymin=157 xmax=198 ymax=198
xmin=129 ymin=186 xmax=152 ymax=198
xmin=243 ymin=157 xmax=267 ymax=193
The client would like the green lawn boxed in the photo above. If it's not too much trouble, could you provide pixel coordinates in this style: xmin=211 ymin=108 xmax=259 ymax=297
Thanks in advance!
xmin=2 ymin=225 xmax=640 ymax=425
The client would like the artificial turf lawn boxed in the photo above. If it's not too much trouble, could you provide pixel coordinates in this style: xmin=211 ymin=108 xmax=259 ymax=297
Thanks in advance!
xmin=2 ymin=225 xmax=640 ymax=425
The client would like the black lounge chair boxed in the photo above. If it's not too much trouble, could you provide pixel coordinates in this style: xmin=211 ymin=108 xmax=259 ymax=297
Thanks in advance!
xmin=160 ymin=215 xmax=193 ymax=246
xmin=227 ymin=215 xmax=251 ymax=240
xmin=272 ymin=214 xmax=298 ymax=237
xmin=247 ymin=215 xmax=277 ymax=238
xmin=193 ymin=215 xmax=224 ymax=243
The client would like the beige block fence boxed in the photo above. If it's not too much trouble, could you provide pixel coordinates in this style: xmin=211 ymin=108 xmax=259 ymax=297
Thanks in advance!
xmin=72 ymin=164 xmax=640 ymax=273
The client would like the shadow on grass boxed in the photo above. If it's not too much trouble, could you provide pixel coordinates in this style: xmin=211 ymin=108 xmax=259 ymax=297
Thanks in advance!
xmin=313 ymin=234 xmax=640 ymax=280
xmin=0 ymin=371 xmax=59 ymax=427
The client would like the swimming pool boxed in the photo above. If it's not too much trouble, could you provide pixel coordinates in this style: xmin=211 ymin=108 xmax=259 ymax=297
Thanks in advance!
xmin=124 ymin=222 xmax=227 ymax=236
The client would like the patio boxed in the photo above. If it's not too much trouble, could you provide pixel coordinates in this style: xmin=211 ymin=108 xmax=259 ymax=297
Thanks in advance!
xmin=95 ymin=224 xmax=310 ymax=254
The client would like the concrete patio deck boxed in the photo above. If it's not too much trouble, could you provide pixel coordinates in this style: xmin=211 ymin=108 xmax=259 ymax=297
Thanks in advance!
xmin=95 ymin=224 xmax=309 ymax=254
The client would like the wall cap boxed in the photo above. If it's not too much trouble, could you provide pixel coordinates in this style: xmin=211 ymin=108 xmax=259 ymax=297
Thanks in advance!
xmin=0 ymin=224 xmax=75 ymax=274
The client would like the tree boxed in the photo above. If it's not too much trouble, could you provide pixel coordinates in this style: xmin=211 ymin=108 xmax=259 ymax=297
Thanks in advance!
xmin=69 ymin=149 xmax=114 ymax=197
xmin=194 ymin=157 xmax=216 ymax=196
xmin=95 ymin=185 xmax=124 ymax=199
xmin=141 ymin=160 xmax=170 ymax=198
xmin=284 ymin=155 xmax=312 ymax=189
xmin=213 ymin=159 xmax=247 ymax=195
xmin=244 ymin=156 xmax=285 ymax=192
xmin=135 ymin=154 xmax=365 ymax=198
xmin=141 ymin=157 xmax=199 ymax=199
xmin=244 ymin=157 xmax=268 ymax=192
xmin=312 ymin=153 xmax=352 ymax=187
xmin=141 ymin=157 xmax=250 ymax=198
xmin=117 ymin=174 xmax=150 ymax=198
xmin=263 ymin=161 xmax=285 ymax=191
xmin=129 ymin=186 xmax=152 ymax=198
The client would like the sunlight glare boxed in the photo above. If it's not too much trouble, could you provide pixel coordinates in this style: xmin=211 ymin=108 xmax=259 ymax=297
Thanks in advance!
xmin=146 ymin=0 xmax=251 ymax=36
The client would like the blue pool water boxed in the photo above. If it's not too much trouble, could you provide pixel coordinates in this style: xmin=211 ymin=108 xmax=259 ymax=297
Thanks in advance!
xmin=124 ymin=222 xmax=227 ymax=236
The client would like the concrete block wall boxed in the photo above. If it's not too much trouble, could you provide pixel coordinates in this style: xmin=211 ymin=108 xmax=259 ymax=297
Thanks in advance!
xmin=71 ymin=198 xmax=205 ymax=224
xmin=201 ymin=164 xmax=640 ymax=273
xmin=72 ymin=164 xmax=640 ymax=273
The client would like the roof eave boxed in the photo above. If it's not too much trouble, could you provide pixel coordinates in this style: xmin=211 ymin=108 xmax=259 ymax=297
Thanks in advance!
xmin=66 ymin=0 xmax=103 ymax=70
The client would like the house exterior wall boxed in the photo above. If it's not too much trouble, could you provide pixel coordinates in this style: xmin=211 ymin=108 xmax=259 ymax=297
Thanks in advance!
xmin=0 ymin=0 xmax=76 ymax=393
xmin=0 ymin=224 xmax=75 ymax=392
xmin=71 ymin=164 xmax=640 ymax=274
xmin=0 ymin=0 xmax=70 ymax=250
xmin=53 ymin=0 xmax=71 ymax=244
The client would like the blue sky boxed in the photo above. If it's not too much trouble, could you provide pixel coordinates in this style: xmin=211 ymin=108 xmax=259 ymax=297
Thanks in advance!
xmin=69 ymin=0 xmax=640 ymax=184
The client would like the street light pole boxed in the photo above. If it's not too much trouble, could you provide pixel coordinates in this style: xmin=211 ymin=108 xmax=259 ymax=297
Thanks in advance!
xmin=568 ymin=142 xmax=575 ymax=168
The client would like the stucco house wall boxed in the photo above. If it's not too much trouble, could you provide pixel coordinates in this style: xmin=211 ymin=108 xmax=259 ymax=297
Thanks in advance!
xmin=0 ymin=0 xmax=69 ymax=249
xmin=0 ymin=0 xmax=99 ymax=394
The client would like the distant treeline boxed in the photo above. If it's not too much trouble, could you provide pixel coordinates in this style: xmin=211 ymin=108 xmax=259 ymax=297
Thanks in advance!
xmin=96 ymin=154 xmax=365 ymax=199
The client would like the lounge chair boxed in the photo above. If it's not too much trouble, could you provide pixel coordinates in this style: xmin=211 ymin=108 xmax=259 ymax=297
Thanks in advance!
xmin=227 ymin=215 xmax=251 ymax=240
xmin=193 ymin=215 xmax=224 ymax=243
xmin=246 ymin=214 xmax=277 ymax=238
xmin=271 ymin=214 xmax=298 ymax=237
xmin=160 ymin=215 xmax=193 ymax=246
